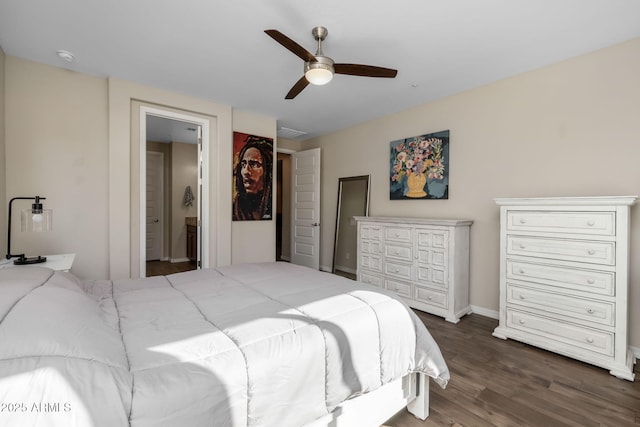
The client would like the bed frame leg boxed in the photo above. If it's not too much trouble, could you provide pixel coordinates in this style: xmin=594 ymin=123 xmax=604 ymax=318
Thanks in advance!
xmin=406 ymin=372 xmax=429 ymax=420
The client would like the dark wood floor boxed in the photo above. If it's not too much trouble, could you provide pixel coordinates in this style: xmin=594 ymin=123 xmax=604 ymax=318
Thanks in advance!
xmin=146 ymin=260 xmax=195 ymax=277
xmin=384 ymin=311 xmax=640 ymax=427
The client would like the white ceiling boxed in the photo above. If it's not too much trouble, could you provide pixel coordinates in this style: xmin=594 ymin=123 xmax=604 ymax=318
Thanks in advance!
xmin=1 ymin=0 xmax=639 ymax=141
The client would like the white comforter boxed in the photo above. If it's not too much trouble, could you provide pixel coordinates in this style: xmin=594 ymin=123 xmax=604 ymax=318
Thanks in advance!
xmin=0 ymin=262 xmax=448 ymax=426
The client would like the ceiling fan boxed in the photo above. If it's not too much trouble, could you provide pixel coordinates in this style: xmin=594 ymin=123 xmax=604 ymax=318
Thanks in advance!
xmin=265 ymin=26 xmax=398 ymax=99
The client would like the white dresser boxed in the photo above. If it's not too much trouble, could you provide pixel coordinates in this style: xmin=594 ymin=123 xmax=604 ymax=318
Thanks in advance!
xmin=355 ymin=216 xmax=472 ymax=323
xmin=493 ymin=196 xmax=637 ymax=380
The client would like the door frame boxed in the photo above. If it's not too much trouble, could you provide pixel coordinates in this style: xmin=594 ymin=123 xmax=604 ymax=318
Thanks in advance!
xmin=139 ymin=106 xmax=210 ymax=277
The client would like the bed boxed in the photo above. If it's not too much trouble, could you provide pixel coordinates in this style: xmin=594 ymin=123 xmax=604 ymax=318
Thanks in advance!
xmin=0 ymin=261 xmax=449 ymax=426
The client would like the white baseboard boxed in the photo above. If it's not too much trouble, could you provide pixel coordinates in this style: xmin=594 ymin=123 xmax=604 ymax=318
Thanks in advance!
xmin=320 ymin=265 xmax=332 ymax=273
xmin=469 ymin=305 xmax=499 ymax=319
xmin=170 ymin=257 xmax=190 ymax=263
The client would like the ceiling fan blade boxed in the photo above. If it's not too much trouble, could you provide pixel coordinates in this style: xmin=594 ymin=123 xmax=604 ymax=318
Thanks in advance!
xmin=265 ymin=29 xmax=317 ymax=63
xmin=285 ymin=76 xmax=310 ymax=99
xmin=334 ymin=63 xmax=398 ymax=78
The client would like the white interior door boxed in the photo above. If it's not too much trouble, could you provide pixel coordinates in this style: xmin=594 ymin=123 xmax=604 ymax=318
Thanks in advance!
xmin=146 ymin=151 xmax=163 ymax=261
xmin=291 ymin=148 xmax=321 ymax=269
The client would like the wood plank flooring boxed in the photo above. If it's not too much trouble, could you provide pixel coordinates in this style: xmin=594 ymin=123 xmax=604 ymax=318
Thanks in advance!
xmin=145 ymin=260 xmax=195 ymax=277
xmin=384 ymin=311 xmax=640 ymax=427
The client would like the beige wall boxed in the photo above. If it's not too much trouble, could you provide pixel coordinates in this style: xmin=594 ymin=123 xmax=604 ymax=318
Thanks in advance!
xmin=4 ymin=57 xmax=279 ymax=279
xmin=305 ymin=37 xmax=640 ymax=347
xmin=171 ymin=142 xmax=198 ymax=260
xmin=0 ymin=46 xmax=5 ymax=258
xmin=277 ymin=137 xmax=302 ymax=152
xmin=5 ymin=57 xmax=109 ymax=279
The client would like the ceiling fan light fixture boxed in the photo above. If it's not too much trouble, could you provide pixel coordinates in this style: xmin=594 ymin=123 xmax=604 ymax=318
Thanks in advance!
xmin=304 ymin=58 xmax=334 ymax=85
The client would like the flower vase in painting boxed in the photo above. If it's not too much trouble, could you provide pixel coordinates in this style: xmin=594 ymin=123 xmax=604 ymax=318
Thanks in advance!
xmin=390 ymin=130 xmax=449 ymax=200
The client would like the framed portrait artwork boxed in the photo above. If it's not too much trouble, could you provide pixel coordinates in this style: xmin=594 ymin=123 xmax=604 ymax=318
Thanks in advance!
xmin=232 ymin=132 xmax=274 ymax=220
xmin=389 ymin=130 xmax=449 ymax=200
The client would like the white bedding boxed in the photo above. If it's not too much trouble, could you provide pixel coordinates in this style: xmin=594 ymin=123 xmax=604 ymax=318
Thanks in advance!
xmin=0 ymin=262 xmax=448 ymax=426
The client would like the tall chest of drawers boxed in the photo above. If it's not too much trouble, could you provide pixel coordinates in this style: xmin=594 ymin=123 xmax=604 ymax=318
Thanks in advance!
xmin=355 ymin=216 xmax=473 ymax=323
xmin=493 ymin=196 xmax=637 ymax=380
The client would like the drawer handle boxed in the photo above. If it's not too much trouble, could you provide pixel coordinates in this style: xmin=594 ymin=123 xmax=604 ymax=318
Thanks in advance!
xmin=588 ymin=249 xmax=596 ymax=255
xmin=586 ymin=337 xmax=594 ymax=344
xmin=587 ymin=278 xmax=595 ymax=284
xmin=395 ymin=268 xmax=400 ymax=273
xmin=587 ymin=308 xmax=595 ymax=314
xmin=519 ymin=268 xmax=525 ymax=274
xmin=519 ymin=218 xmax=526 ymax=224
xmin=519 ymin=244 xmax=526 ymax=249
xmin=394 ymin=286 xmax=400 ymax=291
xmin=519 ymin=295 xmax=525 ymax=300
xmin=395 ymin=233 xmax=400 ymax=237
xmin=519 ymin=319 xmax=525 ymax=325
xmin=395 ymin=250 xmax=400 ymax=255
xmin=427 ymin=296 xmax=433 ymax=300
xmin=587 ymin=220 xmax=595 ymax=226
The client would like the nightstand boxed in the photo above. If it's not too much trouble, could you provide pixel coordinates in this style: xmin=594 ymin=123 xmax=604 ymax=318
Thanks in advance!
xmin=0 ymin=253 xmax=75 ymax=272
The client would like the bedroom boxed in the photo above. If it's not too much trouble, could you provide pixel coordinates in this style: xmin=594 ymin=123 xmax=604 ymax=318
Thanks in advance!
xmin=1 ymin=1 xmax=639 ymax=426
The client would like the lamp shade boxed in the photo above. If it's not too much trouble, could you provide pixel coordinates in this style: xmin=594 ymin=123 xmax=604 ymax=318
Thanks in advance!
xmin=305 ymin=67 xmax=333 ymax=85
xmin=304 ymin=57 xmax=334 ymax=85
xmin=21 ymin=208 xmax=53 ymax=232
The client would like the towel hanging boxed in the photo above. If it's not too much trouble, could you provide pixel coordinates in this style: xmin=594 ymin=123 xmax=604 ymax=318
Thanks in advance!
xmin=183 ymin=185 xmax=195 ymax=207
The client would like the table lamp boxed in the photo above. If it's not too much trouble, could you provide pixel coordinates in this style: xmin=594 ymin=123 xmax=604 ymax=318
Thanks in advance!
xmin=5 ymin=196 xmax=52 ymax=265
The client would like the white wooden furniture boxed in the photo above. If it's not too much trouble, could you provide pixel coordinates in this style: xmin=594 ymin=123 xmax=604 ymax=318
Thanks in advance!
xmin=493 ymin=196 xmax=637 ymax=381
xmin=355 ymin=216 xmax=472 ymax=323
xmin=0 ymin=253 xmax=75 ymax=272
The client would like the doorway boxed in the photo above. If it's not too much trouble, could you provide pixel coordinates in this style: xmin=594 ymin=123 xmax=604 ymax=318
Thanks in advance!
xmin=140 ymin=107 xmax=210 ymax=277
xmin=276 ymin=152 xmax=292 ymax=261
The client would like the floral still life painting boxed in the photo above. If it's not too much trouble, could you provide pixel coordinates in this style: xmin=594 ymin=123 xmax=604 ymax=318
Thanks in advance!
xmin=390 ymin=130 xmax=449 ymax=200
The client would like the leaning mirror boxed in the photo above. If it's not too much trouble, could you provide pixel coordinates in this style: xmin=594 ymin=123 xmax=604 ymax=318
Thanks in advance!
xmin=332 ymin=175 xmax=370 ymax=278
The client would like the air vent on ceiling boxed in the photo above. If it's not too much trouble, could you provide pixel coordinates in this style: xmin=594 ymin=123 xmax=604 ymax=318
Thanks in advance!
xmin=277 ymin=127 xmax=307 ymax=139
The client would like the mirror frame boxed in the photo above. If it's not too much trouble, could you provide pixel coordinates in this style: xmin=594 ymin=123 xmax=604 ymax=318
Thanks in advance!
xmin=332 ymin=175 xmax=370 ymax=274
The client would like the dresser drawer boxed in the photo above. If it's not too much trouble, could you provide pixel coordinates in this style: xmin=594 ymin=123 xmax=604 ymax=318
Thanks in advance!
xmin=506 ymin=260 xmax=614 ymax=296
xmin=416 ymin=264 xmax=448 ymax=288
xmin=385 ymin=227 xmax=412 ymax=244
xmin=507 ymin=235 xmax=615 ymax=265
xmin=359 ymin=272 xmax=383 ymax=288
xmin=507 ymin=211 xmax=615 ymax=236
xmin=415 ymin=286 xmax=447 ymax=309
xmin=360 ymin=224 xmax=382 ymax=241
xmin=385 ymin=279 xmax=412 ymax=298
xmin=417 ymin=247 xmax=447 ymax=267
xmin=507 ymin=284 xmax=614 ymax=326
xmin=384 ymin=244 xmax=412 ymax=262
xmin=359 ymin=254 xmax=382 ymax=272
xmin=416 ymin=229 xmax=448 ymax=249
xmin=384 ymin=261 xmax=412 ymax=281
xmin=360 ymin=240 xmax=381 ymax=255
xmin=507 ymin=309 xmax=613 ymax=356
